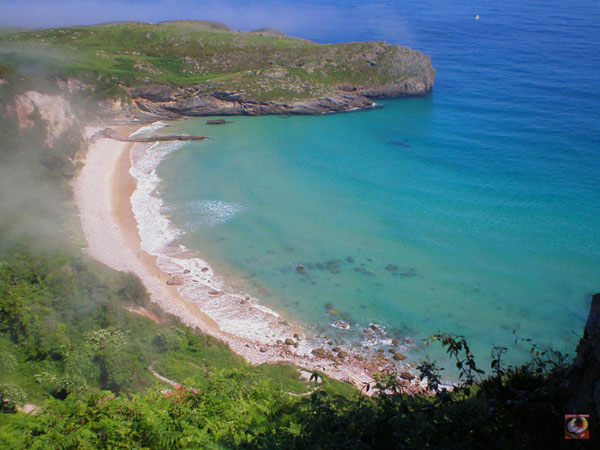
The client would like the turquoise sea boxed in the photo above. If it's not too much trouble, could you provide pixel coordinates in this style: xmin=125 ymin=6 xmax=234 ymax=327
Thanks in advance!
xmin=131 ymin=0 xmax=600 ymax=373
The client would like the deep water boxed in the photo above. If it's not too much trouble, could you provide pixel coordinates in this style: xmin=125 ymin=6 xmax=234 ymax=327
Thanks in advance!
xmin=147 ymin=0 xmax=599 ymax=370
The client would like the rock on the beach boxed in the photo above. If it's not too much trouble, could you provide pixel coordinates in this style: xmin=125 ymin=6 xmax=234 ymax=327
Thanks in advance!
xmin=399 ymin=371 xmax=415 ymax=381
xmin=312 ymin=348 xmax=326 ymax=357
xmin=284 ymin=338 xmax=295 ymax=345
xmin=166 ymin=275 xmax=184 ymax=286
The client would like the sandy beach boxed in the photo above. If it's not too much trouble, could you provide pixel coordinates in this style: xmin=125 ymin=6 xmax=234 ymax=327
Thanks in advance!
xmin=73 ymin=125 xmax=422 ymax=391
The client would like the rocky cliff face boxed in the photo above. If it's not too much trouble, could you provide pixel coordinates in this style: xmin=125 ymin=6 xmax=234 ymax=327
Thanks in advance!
xmin=127 ymin=43 xmax=435 ymax=120
xmin=11 ymin=91 xmax=76 ymax=146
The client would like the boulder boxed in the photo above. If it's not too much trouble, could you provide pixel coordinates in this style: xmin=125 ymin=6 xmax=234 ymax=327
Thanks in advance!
xmin=284 ymin=338 xmax=295 ymax=346
xmin=312 ymin=348 xmax=326 ymax=357
xmin=166 ymin=275 xmax=184 ymax=286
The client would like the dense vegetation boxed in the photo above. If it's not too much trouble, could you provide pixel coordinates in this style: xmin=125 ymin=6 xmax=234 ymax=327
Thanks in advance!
xmin=0 ymin=21 xmax=425 ymax=101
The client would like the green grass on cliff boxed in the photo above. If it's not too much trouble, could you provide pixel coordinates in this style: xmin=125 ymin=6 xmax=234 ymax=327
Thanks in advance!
xmin=0 ymin=21 xmax=413 ymax=101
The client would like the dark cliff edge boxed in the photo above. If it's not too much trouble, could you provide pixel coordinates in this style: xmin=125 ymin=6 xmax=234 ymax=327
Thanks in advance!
xmin=564 ymin=293 xmax=600 ymax=442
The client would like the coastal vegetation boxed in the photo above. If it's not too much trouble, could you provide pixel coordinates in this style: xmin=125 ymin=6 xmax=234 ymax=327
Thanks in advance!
xmin=0 ymin=21 xmax=594 ymax=448
xmin=0 ymin=21 xmax=432 ymax=101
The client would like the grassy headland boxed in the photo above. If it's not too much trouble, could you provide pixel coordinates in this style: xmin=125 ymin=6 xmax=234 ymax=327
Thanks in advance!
xmin=0 ymin=20 xmax=434 ymax=117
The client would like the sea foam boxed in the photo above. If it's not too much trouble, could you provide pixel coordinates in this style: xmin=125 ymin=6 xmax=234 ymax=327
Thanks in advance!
xmin=129 ymin=140 xmax=310 ymax=350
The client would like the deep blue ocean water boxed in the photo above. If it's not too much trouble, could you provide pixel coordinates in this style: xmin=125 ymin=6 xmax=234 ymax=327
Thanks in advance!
xmin=138 ymin=0 xmax=599 ymax=371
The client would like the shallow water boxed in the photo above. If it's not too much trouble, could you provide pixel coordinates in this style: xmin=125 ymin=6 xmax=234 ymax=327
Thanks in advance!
xmin=132 ymin=0 xmax=600 ymax=372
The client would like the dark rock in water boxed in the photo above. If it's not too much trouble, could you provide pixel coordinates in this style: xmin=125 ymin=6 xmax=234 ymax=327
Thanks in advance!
xmin=166 ymin=275 xmax=184 ymax=286
xmin=331 ymin=319 xmax=350 ymax=330
xmin=387 ymin=140 xmax=411 ymax=148
xmin=284 ymin=338 xmax=295 ymax=345
xmin=295 ymin=265 xmax=306 ymax=274
xmin=393 ymin=353 xmax=406 ymax=361
xmin=316 ymin=263 xmax=324 ymax=270
xmin=312 ymin=348 xmax=326 ymax=357
xmin=345 ymin=256 xmax=354 ymax=263
xmin=391 ymin=339 xmax=399 ymax=346
xmin=327 ymin=309 xmax=339 ymax=316
xmin=385 ymin=264 xmax=399 ymax=272
xmin=340 ymin=314 xmax=353 ymax=324
xmin=369 ymin=324 xmax=379 ymax=331
xmin=206 ymin=119 xmax=226 ymax=125
xmin=324 ymin=303 xmax=333 ymax=310
xmin=354 ymin=266 xmax=374 ymax=276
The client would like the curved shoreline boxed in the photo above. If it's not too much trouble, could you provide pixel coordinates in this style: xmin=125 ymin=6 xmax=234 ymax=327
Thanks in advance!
xmin=73 ymin=124 xmax=424 ymax=392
